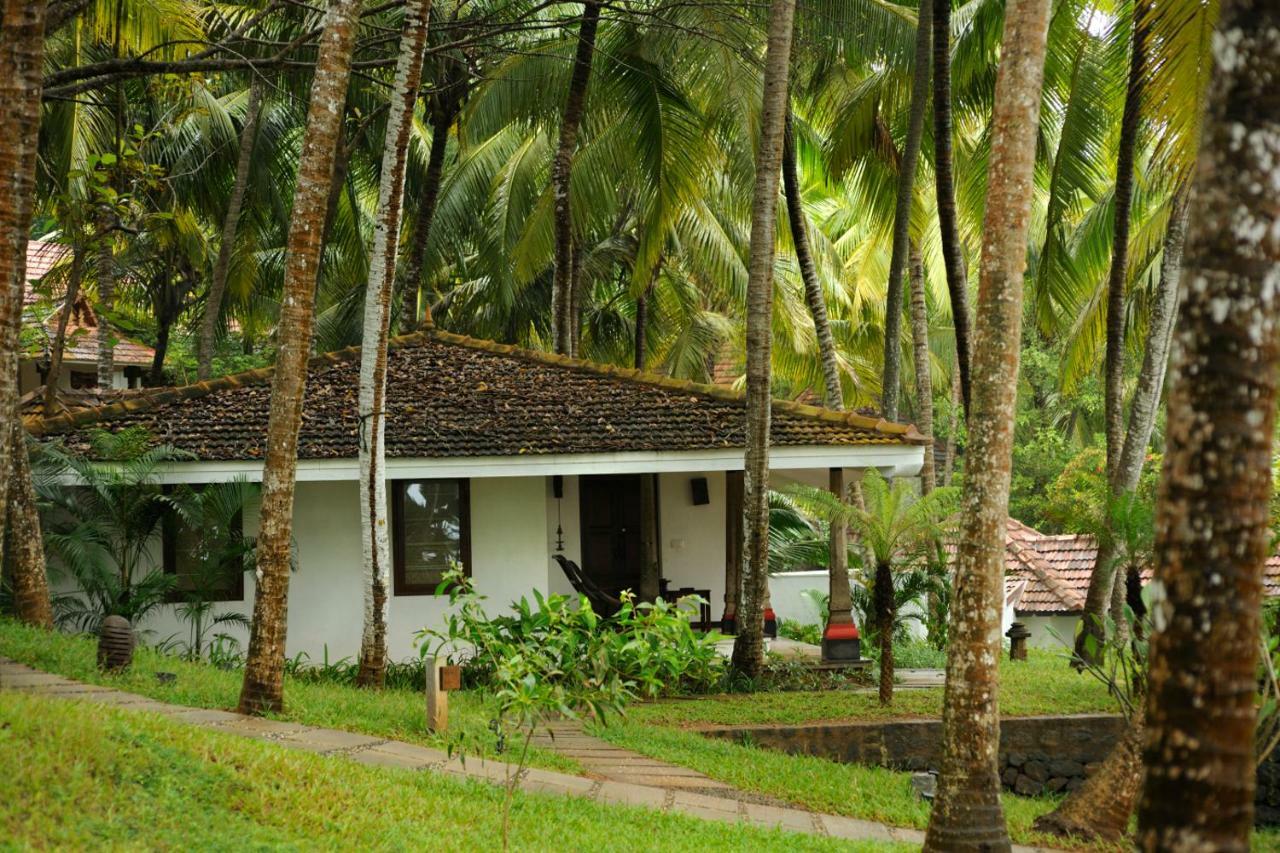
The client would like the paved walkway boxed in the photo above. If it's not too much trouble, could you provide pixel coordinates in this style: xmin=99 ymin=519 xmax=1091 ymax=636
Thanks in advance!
xmin=0 ymin=657 xmax=1056 ymax=851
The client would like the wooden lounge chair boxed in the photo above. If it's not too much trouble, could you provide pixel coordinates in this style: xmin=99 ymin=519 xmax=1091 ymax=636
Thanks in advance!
xmin=551 ymin=555 xmax=623 ymax=616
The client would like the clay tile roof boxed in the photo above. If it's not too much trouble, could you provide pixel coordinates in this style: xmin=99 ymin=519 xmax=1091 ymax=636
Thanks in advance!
xmin=22 ymin=240 xmax=155 ymax=367
xmin=25 ymin=240 xmax=68 ymax=297
xmin=26 ymin=329 xmax=927 ymax=462
xmin=998 ymin=518 xmax=1280 ymax=614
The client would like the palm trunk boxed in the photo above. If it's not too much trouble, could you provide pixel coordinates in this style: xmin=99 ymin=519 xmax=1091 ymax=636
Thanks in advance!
xmin=399 ymin=96 xmax=457 ymax=331
xmin=729 ymin=0 xmax=797 ymax=680
xmin=6 ymin=422 xmax=52 ymax=629
xmin=823 ymin=466 xmax=856 ymax=659
xmin=634 ymin=257 xmax=660 ymax=370
xmin=931 ymin=0 xmax=970 ymax=414
xmin=43 ymin=245 xmax=85 ymax=412
xmin=0 ymin=0 xmax=48 ymax=559
xmin=1138 ymin=5 xmax=1280 ymax=844
xmin=1102 ymin=10 xmax=1146 ymax=484
xmin=1036 ymin=708 xmax=1145 ymax=841
xmin=721 ymin=468 xmax=743 ymax=632
xmin=941 ymin=364 xmax=959 ymax=485
xmin=238 ymin=0 xmax=363 ymax=716
xmin=782 ymin=108 xmax=842 ymax=409
xmin=1074 ymin=190 xmax=1190 ymax=665
xmin=923 ymin=0 xmax=1049 ymax=846
xmin=198 ymin=78 xmax=264 ymax=381
xmin=550 ymin=1 xmax=601 ymax=355
xmin=875 ymin=560 xmax=894 ymax=705
xmin=95 ymin=210 xmax=115 ymax=389
xmin=149 ymin=312 xmax=170 ymax=386
xmin=880 ymin=0 xmax=932 ymax=422
xmin=355 ymin=0 xmax=432 ymax=689
xmin=909 ymin=245 xmax=935 ymax=494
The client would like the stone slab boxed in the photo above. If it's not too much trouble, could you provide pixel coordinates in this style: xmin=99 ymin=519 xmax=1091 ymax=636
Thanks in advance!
xmin=517 ymin=768 xmax=600 ymax=798
xmin=818 ymin=813 xmax=900 ymax=843
xmin=741 ymin=803 xmax=818 ymax=833
xmin=594 ymin=780 xmax=668 ymax=810
xmin=671 ymin=789 xmax=741 ymax=815
xmin=286 ymin=728 xmax=385 ymax=753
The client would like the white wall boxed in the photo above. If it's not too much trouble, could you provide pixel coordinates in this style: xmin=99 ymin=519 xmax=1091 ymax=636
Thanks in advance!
xmin=1019 ymin=614 xmax=1079 ymax=650
xmin=658 ymin=471 xmax=726 ymax=619
xmin=768 ymin=570 xmax=828 ymax=625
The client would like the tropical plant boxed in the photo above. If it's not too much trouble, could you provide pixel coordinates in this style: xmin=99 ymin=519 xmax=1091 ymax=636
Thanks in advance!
xmin=161 ymin=479 xmax=259 ymax=660
xmin=35 ymin=428 xmax=187 ymax=632
xmin=789 ymin=469 xmax=958 ymax=704
xmin=420 ymin=569 xmax=721 ymax=848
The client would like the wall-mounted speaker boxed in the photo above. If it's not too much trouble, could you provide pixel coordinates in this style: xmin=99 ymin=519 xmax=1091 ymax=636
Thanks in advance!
xmin=690 ymin=477 xmax=710 ymax=506
xmin=552 ymin=475 xmax=564 ymax=499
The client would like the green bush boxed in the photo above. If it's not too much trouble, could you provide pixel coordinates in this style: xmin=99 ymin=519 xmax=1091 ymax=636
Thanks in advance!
xmin=418 ymin=573 xmax=726 ymax=712
xmin=778 ymin=619 xmax=822 ymax=646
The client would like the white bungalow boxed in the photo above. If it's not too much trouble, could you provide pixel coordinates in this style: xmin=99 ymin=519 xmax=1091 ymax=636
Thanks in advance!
xmin=29 ymin=329 xmax=926 ymax=661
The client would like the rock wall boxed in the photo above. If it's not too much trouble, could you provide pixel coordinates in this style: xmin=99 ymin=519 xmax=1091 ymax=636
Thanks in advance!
xmin=701 ymin=714 xmax=1125 ymax=796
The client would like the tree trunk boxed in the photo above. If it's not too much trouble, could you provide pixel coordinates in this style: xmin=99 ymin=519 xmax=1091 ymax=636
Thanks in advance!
xmin=634 ymin=291 xmax=647 ymax=370
xmin=238 ymin=0 xmax=362 ymax=716
xmin=880 ymin=0 xmax=932 ymax=423
xmin=6 ymin=422 xmax=52 ymax=629
xmin=43 ymin=245 xmax=85 ymax=412
xmin=782 ymin=108 xmax=842 ymax=409
xmin=550 ymin=0 xmax=601 ymax=355
xmin=95 ymin=210 xmax=115 ymax=389
xmin=875 ymin=559 xmax=894 ymax=705
xmin=923 ymin=0 xmax=1049 ymax=846
xmin=729 ymin=0 xmax=796 ymax=680
xmin=931 ymin=0 xmax=970 ymax=414
xmin=1035 ymin=708 xmax=1145 ymax=841
xmin=198 ymin=78 xmax=264 ymax=381
xmin=0 ymin=0 xmax=49 ymax=559
xmin=1074 ymin=190 xmax=1190 ymax=665
xmin=1103 ymin=6 xmax=1146 ymax=486
xmin=909 ymin=244 xmax=935 ymax=494
xmin=942 ymin=364 xmax=959 ymax=486
xmin=1138 ymin=5 xmax=1280 ymax=845
xmin=399 ymin=95 xmax=458 ymax=331
xmin=355 ymin=0 xmax=431 ymax=690
xmin=149 ymin=312 xmax=170 ymax=386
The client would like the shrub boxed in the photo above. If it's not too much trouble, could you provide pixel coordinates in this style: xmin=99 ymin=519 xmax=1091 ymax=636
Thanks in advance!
xmin=778 ymin=619 xmax=822 ymax=646
xmin=419 ymin=573 xmax=725 ymax=705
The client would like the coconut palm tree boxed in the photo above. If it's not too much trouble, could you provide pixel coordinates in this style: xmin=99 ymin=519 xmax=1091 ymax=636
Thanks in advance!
xmin=0 ymin=0 xmax=50 ymax=558
xmin=1138 ymin=0 xmax=1280 ymax=844
xmin=730 ymin=0 xmax=797 ymax=680
xmin=923 ymin=0 xmax=1051 ymax=846
xmin=238 ymin=0 xmax=363 ymax=716
xmin=880 ymin=0 xmax=932 ymax=423
xmin=355 ymin=0 xmax=432 ymax=689
xmin=6 ymin=425 xmax=53 ymax=629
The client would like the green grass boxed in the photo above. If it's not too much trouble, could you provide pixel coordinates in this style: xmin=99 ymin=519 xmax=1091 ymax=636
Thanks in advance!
xmin=628 ymin=649 xmax=1117 ymax=727
xmin=0 ymin=691 xmax=905 ymax=851
xmin=0 ymin=618 xmax=578 ymax=774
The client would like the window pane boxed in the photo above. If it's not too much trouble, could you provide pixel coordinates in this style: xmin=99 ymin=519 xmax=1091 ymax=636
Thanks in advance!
xmin=400 ymin=480 xmax=464 ymax=589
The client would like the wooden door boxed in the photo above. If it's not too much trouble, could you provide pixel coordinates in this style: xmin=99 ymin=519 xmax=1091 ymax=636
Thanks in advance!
xmin=578 ymin=474 xmax=644 ymax=599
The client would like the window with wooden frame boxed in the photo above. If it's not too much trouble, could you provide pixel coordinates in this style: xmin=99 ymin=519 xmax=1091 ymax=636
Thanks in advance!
xmin=162 ymin=486 xmax=246 ymax=603
xmin=392 ymin=479 xmax=471 ymax=596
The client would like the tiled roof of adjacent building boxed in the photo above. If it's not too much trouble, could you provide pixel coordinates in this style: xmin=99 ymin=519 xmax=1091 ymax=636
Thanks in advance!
xmin=22 ymin=239 xmax=155 ymax=367
xmin=995 ymin=517 xmax=1280 ymax=615
xmin=27 ymin=329 xmax=927 ymax=461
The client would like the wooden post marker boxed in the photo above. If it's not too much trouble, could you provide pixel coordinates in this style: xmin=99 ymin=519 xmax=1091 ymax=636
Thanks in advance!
xmin=426 ymin=657 xmax=461 ymax=732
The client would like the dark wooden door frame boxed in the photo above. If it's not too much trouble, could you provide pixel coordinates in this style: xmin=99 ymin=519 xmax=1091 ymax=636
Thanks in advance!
xmin=577 ymin=473 xmax=661 ymax=599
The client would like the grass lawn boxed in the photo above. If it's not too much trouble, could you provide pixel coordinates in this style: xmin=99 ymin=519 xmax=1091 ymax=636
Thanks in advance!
xmin=0 ymin=618 xmax=579 ymax=774
xmin=626 ymin=649 xmax=1116 ymax=728
xmin=0 ymin=691 xmax=904 ymax=852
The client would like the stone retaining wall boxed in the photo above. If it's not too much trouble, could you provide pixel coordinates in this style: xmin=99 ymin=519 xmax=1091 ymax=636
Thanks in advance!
xmin=700 ymin=714 xmax=1125 ymax=796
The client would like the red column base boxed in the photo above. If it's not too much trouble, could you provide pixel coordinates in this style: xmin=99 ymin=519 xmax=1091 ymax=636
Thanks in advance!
xmin=821 ymin=620 xmax=862 ymax=663
xmin=720 ymin=610 xmax=737 ymax=635
xmin=763 ymin=608 xmax=777 ymax=639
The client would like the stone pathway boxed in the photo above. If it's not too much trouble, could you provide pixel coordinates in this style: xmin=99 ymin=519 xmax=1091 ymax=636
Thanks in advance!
xmin=0 ymin=657 xmax=1059 ymax=851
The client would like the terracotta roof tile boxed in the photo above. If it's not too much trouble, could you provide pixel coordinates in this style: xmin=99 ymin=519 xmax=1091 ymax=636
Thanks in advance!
xmin=27 ymin=329 xmax=927 ymax=461
xmin=994 ymin=518 xmax=1280 ymax=614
